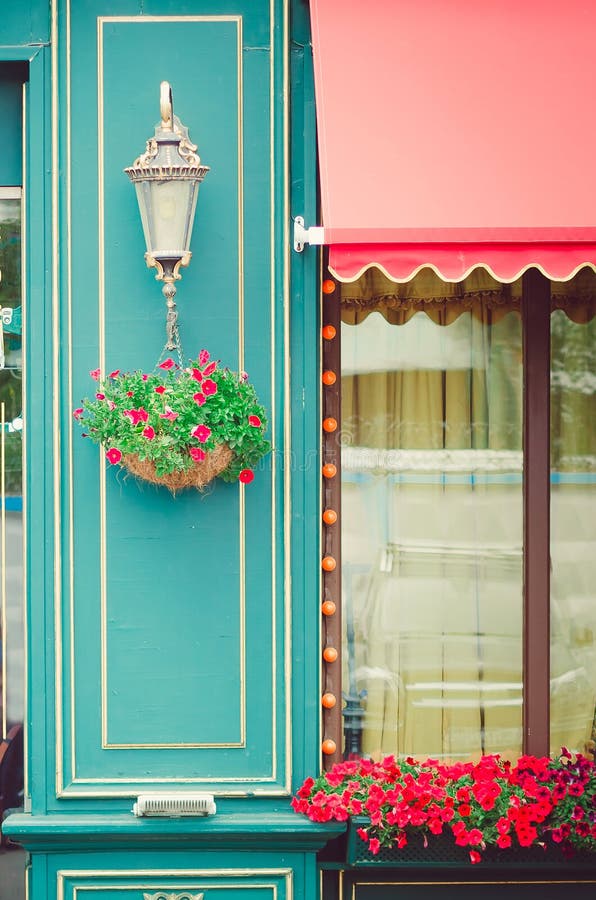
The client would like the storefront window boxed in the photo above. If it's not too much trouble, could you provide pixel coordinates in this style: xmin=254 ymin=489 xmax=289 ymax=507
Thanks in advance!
xmin=333 ymin=268 xmax=596 ymax=762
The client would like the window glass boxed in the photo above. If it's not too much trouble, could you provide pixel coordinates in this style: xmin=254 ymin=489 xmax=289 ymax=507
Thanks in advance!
xmin=341 ymin=276 xmax=524 ymax=761
xmin=550 ymin=302 xmax=596 ymax=756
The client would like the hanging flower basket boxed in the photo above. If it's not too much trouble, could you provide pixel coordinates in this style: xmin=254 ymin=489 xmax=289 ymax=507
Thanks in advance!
xmin=292 ymin=750 xmax=596 ymax=867
xmin=73 ymin=350 xmax=270 ymax=493
xmin=121 ymin=444 xmax=233 ymax=491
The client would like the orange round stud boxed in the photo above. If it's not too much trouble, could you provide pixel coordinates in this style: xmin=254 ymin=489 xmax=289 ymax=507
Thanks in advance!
xmin=322 ymin=463 xmax=337 ymax=479
xmin=323 ymin=417 xmax=337 ymax=433
xmin=322 ymin=739 xmax=337 ymax=756
xmin=323 ymin=646 xmax=338 ymax=663
xmin=322 ymin=692 xmax=337 ymax=709
xmin=322 ymin=324 xmax=336 ymax=341
xmin=321 ymin=599 xmax=336 ymax=616
xmin=323 ymin=509 xmax=338 ymax=525
xmin=322 ymin=370 xmax=337 ymax=386
xmin=322 ymin=279 xmax=336 ymax=295
xmin=322 ymin=556 xmax=336 ymax=572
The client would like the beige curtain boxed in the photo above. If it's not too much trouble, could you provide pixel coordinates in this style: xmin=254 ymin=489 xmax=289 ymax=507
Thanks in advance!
xmin=341 ymin=267 xmax=596 ymax=761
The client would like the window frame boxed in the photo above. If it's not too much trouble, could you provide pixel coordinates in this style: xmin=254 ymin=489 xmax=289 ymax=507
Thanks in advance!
xmin=320 ymin=264 xmax=560 ymax=768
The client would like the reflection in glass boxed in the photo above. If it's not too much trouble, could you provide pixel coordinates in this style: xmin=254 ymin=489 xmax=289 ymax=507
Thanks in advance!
xmin=550 ymin=306 xmax=596 ymax=755
xmin=341 ymin=275 xmax=524 ymax=761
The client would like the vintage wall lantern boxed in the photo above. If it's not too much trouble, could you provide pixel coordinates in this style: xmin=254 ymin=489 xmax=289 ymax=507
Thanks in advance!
xmin=124 ymin=81 xmax=209 ymax=308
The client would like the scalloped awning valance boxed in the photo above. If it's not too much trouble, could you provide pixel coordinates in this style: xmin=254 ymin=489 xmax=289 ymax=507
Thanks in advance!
xmin=309 ymin=0 xmax=596 ymax=283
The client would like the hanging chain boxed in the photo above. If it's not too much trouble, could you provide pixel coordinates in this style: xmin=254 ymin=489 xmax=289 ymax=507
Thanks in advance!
xmin=156 ymin=282 xmax=185 ymax=370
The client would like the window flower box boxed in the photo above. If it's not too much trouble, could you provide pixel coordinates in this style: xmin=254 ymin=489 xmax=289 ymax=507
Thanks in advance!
xmin=293 ymin=751 xmax=596 ymax=867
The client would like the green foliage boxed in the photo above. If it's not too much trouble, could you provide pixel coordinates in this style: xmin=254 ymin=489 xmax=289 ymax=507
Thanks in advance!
xmin=75 ymin=352 xmax=271 ymax=484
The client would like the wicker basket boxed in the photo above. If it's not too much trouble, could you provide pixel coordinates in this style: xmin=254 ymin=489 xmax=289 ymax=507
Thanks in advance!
xmin=122 ymin=444 xmax=232 ymax=493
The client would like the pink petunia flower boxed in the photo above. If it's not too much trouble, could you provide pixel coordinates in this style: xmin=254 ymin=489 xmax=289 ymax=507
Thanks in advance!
xmin=238 ymin=468 xmax=254 ymax=484
xmin=202 ymin=361 xmax=217 ymax=377
xmin=123 ymin=407 xmax=149 ymax=425
xmin=106 ymin=448 xmax=122 ymax=465
xmin=73 ymin=408 xmax=83 ymax=420
xmin=95 ymin=392 xmax=105 ymax=401
xmin=108 ymin=401 xmax=116 ymax=410
xmin=368 ymin=838 xmax=380 ymax=856
xmin=202 ymin=378 xmax=217 ymax=396
xmin=191 ymin=424 xmax=211 ymax=443
xmin=90 ymin=368 xmax=101 ymax=380
xmin=190 ymin=447 xmax=206 ymax=462
xmin=469 ymin=851 xmax=482 ymax=864
xmin=109 ymin=369 xmax=120 ymax=378
xmin=199 ymin=349 xmax=210 ymax=366
xmin=154 ymin=385 xmax=166 ymax=394
xmin=193 ymin=392 xmax=206 ymax=406
xmin=159 ymin=406 xmax=179 ymax=421
xmin=191 ymin=368 xmax=203 ymax=382
xmin=248 ymin=415 xmax=261 ymax=427
xmin=159 ymin=358 xmax=175 ymax=370
xmin=142 ymin=425 xmax=155 ymax=440
xmin=240 ymin=371 xmax=249 ymax=381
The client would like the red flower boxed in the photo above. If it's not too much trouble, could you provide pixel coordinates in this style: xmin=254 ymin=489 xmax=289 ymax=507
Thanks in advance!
xmin=458 ymin=804 xmax=471 ymax=817
xmin=154 ymin=385 xmax=166 ymax=394
xmin=142 ymin=426 xmax=155 ymax=440
xmin=199 ymin=349 xmax=210 ymax=366
xmin=159 ymin=358 xmax=175 ymax=370
xmin=496 ymin=834 xmax=512 ymax=849
xmin=105 ymin=448 xmax=122 ymax=465
xmin=73 ymin=408 xmax=83 ymax=420
xmin=202 ymin=361 xmax=217 ymax=377
xmin=159 ymin=406 xmax=179 ymax=421
xmin=368 ymin=838 xmax=380 ymax=856
xmin=469 ymin=850 xmax=482 ymax=864
xmin=191 ymin=424 xmax=211 ymax=443
xmin=193 ymin=392 xmax=206 ymax=406
xmin=249 ymin=415 xmax=262 ymax=427
xmin=202 ymin=378 xmax=217 ymax=396
xmin=124 ymin=407 xmax=149 ymax=425
xmin=109 ymin=369 xmax=120 ymax=378
xmin=239 ymin=468 xmax=254 ymax=484
xmin=190 ymin=447 xmax=206 ymax=462
xmin=126 ymin=391 xmax=134 ymax=397
xmin=96 ymin=392 xmax=105 ymax=401
xmin=90 ymin=368 xmax=100 ymax=380
xmin=191 ymin=368 xmax=203 ymax=382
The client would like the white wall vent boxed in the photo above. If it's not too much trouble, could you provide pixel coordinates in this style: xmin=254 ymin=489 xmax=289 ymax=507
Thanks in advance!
xmin=132 ymin=792 xmax=216 ymax=817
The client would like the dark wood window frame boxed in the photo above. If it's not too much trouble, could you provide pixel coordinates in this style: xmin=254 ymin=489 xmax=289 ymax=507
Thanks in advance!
xmin=321 ymin=264 xmax=555 ymax=767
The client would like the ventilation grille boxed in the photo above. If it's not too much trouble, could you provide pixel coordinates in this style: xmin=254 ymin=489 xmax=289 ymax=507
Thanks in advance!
xmin=133 ymin=792 xmax=216 ymax=817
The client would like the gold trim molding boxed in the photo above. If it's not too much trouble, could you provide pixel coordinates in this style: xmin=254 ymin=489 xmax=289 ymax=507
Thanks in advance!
xmin=54 ymin=1 xmax=290 ymax=796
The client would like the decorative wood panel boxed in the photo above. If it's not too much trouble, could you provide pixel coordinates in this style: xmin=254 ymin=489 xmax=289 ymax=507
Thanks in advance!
xmin=53 ymin=0 xmax=289 ymax=798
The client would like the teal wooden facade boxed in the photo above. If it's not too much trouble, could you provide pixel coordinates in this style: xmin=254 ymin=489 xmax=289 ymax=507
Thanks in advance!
xmin=2 ymin=2 xmax=596 ymax=899
xmin=1 ymin=0 xmax=338 ymax=896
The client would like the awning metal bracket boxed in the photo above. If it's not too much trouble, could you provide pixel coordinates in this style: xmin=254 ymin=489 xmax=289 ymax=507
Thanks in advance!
xmin=293 ymin=215 xmax=325 ymax=252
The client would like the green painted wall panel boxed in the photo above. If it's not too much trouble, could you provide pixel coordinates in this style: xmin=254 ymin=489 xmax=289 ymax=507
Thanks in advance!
xmin=0 ymin=3 xmax=49 ymax=46
xmin=54 ymin=0 xmax=287 ymax=799
xmin=0 ymin=73 xmax=24 ymax=185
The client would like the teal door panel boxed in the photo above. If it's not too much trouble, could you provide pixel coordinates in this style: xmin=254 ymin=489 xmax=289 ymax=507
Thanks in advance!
xmin=54 ymin=868 xmax=292 ymax=900
xmin=54 ymin=0 xmax=288 ymax=798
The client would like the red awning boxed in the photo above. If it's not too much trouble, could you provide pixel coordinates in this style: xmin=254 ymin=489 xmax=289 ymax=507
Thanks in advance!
xmin=309 ymin=0 xmax=596 ymax=282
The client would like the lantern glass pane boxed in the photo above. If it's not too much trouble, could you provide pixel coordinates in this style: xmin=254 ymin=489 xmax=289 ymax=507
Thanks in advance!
xmin=134 ymin=179 xmax=196 ymax=256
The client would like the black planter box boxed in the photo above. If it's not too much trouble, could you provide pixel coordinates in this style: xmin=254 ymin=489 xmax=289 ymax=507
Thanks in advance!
xmin=346 ymin=817 xmax=596 ymax=869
